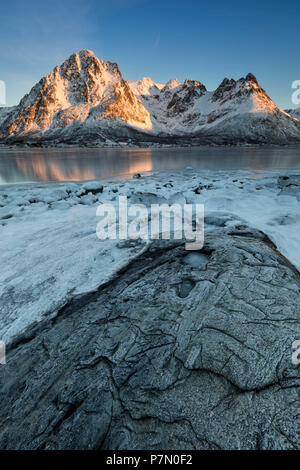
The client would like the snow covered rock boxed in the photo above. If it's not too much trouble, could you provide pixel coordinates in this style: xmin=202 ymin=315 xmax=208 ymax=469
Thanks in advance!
xmin=285 ymin=107 xmax=300 ymax=120
xmin=0 ymin=234 xmax=299 ymax=449
xmin=278 ymin=174 xmax=300 ymax=199
xmin=0 ymin=107 xmax=15 ymax=126
xmin=81 ymin=181 xmax=103 ymax=194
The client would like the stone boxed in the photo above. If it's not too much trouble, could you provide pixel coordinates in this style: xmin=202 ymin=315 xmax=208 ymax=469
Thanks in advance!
xmin=81 ymin=181 xmax=103 ymax=195
xmin=0 ymin=233 xmax=299 ymax=450
xmin=278 ymin=175 xmax=300 ymax=200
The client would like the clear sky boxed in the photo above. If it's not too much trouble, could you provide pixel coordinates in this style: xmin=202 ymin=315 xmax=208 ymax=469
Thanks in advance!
xmin=1 ymin=0 xmax=299 ymax=108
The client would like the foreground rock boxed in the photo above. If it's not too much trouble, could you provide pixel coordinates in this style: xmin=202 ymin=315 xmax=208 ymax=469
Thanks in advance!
xmin=0 ymin=231 xmax=299 ymax=450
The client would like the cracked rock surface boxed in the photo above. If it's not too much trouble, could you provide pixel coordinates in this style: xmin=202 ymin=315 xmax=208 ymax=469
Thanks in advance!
xmin=0 ymin=233 xmax=299 ymax=450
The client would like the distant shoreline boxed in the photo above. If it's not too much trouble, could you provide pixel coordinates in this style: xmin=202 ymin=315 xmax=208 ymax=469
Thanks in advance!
xmin=1 ymin=142 xmax=299 ymax=150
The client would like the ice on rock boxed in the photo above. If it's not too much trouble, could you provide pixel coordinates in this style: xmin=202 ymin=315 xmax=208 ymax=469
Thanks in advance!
xmin=178 ymin=279 xmax=195 ymax=298
xmin=1 ymin=169 xmax=300 ymax=346
xmin=80 ymin=194 xmax=97 ymax=205
xmin=65 ymin=183 xmax=79 ymax=193
xmin=50 ymin=200 xmax=72 ymax=210
xmin=184 ymin=252 xmax=209 ymax=267
xmin=82 ymin=181 xmax=103 ymax=194
xmin=167 ymin=192 xmax=186 ymax=206
xmin=39 ymin=188 xmax=68 ymax=204
xmin=0 ymin=207 xmax=13 ymax=219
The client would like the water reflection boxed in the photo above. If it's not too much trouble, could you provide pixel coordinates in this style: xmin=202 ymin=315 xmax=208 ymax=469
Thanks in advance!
xmin=15 ymin=156 xmax=96 ymax=182
xmin=0 ymin=148 xmax=153 ymax=184
xmin=0 ymin=146 xmax=300 ymax=184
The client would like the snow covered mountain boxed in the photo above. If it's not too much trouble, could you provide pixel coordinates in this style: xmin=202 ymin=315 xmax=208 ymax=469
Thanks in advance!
xmin=1 ymin=49 xmax=300 ymax=145
xmin=0 ymin=107 xmax=16 ymax=127
xmin=0 ymin=50 xmax=151 ymax=143
xmin=285 ymin=107 xmax=300 ymax=120
xmin=129 ymin=73 xmax=300 ymax=143
xmin=129 ymin=77 xmax=165 ymax=97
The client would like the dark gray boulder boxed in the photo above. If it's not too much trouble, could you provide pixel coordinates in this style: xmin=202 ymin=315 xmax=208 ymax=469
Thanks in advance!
xmin=0 ymin=232 xmax=299 ymax=450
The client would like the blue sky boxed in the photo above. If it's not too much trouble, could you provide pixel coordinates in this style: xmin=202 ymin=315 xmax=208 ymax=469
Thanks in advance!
xmin=1 ymin=0 xmax=299 ymax=108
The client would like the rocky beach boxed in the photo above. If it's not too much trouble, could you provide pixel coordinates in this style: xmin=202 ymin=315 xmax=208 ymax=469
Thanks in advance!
xmin=0 ymin=168 xmax=299 ymax=449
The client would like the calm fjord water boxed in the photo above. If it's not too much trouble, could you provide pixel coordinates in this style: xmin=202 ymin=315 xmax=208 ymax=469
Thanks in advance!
xmin=1 ymin=146 xmax=300 ymax=184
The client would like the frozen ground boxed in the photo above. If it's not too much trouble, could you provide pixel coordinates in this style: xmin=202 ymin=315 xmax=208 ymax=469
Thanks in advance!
xmin=1 ymin=169 xmax=300 ymax=344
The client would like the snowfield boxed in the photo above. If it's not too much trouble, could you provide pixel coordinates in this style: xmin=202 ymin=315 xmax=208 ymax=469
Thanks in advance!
xmin=1 ymin=169 xmax=300 ymax=345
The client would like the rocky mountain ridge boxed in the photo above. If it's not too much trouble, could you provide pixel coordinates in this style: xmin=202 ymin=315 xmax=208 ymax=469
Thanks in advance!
xmin=285 ymin=107 xmax=300 ymax=120
xmin=1 ymin=49 xmax=300 ymax=146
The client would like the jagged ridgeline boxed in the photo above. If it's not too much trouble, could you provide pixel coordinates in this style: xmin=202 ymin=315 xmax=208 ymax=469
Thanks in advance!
xmin=1 ymin=49 xmax=300 ymax=145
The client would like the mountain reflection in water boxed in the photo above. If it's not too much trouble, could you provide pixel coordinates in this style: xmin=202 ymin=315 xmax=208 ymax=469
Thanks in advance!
xmin=0 ymin=146 xmax=300 ymax=184
xmin=0 ymin=148 xmax=153 ymax=184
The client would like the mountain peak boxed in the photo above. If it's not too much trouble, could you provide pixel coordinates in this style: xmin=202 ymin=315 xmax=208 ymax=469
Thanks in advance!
xmin=129 ymin=77 xmax=165 ymax=96
xmin=245 ymin=73 xmax=258 ymax=83
xmin=163 ymin=78 xmax=181 ymax=91
xmin=212 ymin=78 xmax=236 ymax=101
xmin=183 ymin=79 xmax=207 ymax=93
xmin=212 ymin=73 xmax=266 ymax=104
xmin=0 ymin=50 xmax=137 ymax=136
xmin=78 ymin=49 xmax=96 ymax=58
xmin=60 ymin=50 xmax=120 ymax=75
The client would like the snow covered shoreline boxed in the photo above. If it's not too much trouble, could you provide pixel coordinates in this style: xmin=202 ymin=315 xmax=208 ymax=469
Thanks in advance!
xmin=1 ymin=168 xmax=300 ymax=345
xmin=1 ymin=142 xmax=299 ymax=151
